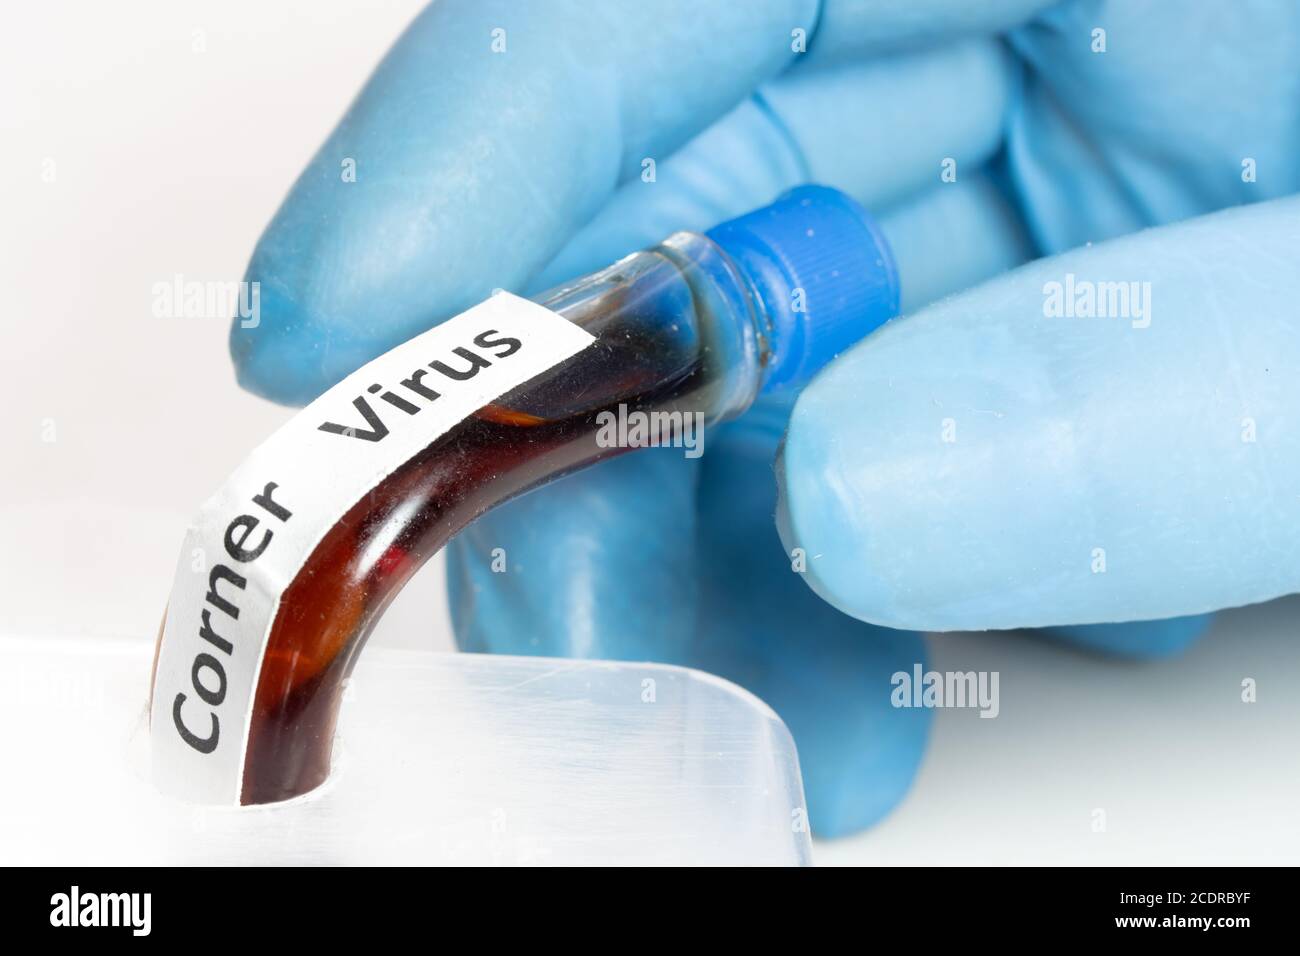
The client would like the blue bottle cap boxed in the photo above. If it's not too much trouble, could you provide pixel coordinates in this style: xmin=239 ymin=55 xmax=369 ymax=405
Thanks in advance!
xmin=706 ymin=185 xmax=900 ymax=392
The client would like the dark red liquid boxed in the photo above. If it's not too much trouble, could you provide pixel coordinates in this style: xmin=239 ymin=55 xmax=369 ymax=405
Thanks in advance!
xmin=240 ymin=306 xmax=721 ymax=803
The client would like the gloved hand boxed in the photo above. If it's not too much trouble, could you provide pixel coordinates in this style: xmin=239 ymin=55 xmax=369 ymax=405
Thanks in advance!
xmin=230 ymin=0 xmax=1300 ymax=836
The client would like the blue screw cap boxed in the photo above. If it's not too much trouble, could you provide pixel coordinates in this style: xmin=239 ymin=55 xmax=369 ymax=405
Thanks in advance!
xmin=706 ymin=185 xmax=900 ymax=392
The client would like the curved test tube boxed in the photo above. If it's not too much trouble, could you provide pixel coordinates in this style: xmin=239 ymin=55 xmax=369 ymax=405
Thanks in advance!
xmin=154 ymin=237 xmax=765 ymax=804
xmin=238 ymin=242 xmax=764 ymax=803
xmin=150 ymin=186 xmax=899 ymax=805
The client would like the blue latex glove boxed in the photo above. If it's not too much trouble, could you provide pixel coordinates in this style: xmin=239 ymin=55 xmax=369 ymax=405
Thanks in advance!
xmin=231 ymin=0 xmax=1300 ymax=836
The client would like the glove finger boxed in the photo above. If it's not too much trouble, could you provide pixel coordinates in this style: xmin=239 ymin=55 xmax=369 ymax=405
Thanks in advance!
xmin=806 ymin=0 xmax=1054 ymax=64
xmin=876 ymin=174 xmax=1033 ymax=312
xmin=779 ymin=196 xmax=1300 ymax=631
xmin=532 ymin=39 xmax=1015 ymax=289
xmin=232 ymin=0 xmax=817 ymax=404
xmin=1003 ymin=0 xmax=1300 ymax=253
xmin=694 ymin=401 xmax=931 ymax=837
xmin=878 ymin=182 xmax=1209 ymax=654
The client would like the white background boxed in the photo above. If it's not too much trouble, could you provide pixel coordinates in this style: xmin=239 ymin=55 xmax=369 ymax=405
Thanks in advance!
xmin=2 ymin=0 xmax=1296 ymax=865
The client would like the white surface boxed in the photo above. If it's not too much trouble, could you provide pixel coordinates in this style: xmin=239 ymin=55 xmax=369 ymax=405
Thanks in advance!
xmin=0 ymin=637 xmax=810 ymax=865
xmin=2 ymin=0 xmax=1297 ymax=865
xmin=819 ymin=597 xmax=1300 ymax=865
xmin=0 ymin=0 xmax=456 ymax=645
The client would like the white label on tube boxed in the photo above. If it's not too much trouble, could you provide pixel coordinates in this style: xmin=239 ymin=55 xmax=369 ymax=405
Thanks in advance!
xmin=151 ymin=293 xmax=596 ymax=804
